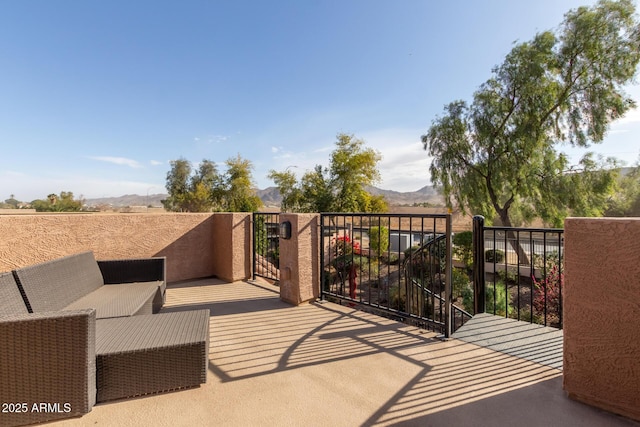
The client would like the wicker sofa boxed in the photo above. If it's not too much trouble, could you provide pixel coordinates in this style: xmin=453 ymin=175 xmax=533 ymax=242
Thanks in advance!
xmin=0 ymin=253 xmax=210 ymax=427
xmin=13 ymin=251 xmax=166 ymax=318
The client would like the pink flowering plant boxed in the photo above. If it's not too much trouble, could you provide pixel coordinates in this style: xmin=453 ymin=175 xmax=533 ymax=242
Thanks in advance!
xmin=531 ymin=262 xmax=563 ymax=326
xmin=331 ymin=235 xmax=361 ymax=257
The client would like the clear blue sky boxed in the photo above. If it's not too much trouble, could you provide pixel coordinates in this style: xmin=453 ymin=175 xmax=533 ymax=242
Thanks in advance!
xmin=1 ymin=0 xmax=639 ymax=201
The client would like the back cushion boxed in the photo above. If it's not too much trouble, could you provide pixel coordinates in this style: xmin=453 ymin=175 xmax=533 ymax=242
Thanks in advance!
xmin=13 ymin=252 xmax=104 ymax=312
xmin=0 ymin=272 xmax=29 ymax=315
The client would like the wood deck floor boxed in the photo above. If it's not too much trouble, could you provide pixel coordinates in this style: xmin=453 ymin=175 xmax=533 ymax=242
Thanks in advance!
xmin=452 ymin=313 xmax=563 ymax=370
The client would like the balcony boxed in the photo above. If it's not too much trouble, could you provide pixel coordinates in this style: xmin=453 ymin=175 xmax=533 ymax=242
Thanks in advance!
xmin=31 ymin=276 xmax=625 ymax=426
xmin=0 ymin=212 xmax=638 ymax=426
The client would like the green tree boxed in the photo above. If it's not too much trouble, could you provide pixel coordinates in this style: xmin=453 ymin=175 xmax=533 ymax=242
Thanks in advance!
xmin=299 ymin=165 xmax=334 ymax=212
xmin=606 ymin=156 xmax=640 ymax=216
xmin=329 ymin=133 xmax=384 ymax=212
xmin=267 ymin=169 xmax=302 ymax=212
xmin=32 ymin=191 xmax=83 ymax=212
xmin=188 ymin=159 xmax=224 ymax=212
xmin=222 ymin=154 xmax=263 ymax=212
xmin=269 ymin=133 xmax=388 ymax=213
xmin=368 ymin=225 xmax=389 ymax=257
xmin=452 ymin=231 xmax=473 ymax=271
xmin=164 ymin=156 xmax=260 ymax=212
xmin=422 ymin=0 xmax=639 ymax=261
xmin=162 ymin=158 xmax=192 ymax=212
xmin=3 ymin=194 xmax=19 ymax=208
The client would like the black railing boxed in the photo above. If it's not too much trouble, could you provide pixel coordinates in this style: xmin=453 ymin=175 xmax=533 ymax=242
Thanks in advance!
xmin=253 ymin=212 xmax=280 ymax=282
xmin=404 ymin=234 xmax=473 ymax=333
xmin=320 ymin=213 xmax=460 ymax=337
xmin=472 ymin=216 xmax=563 ymax=328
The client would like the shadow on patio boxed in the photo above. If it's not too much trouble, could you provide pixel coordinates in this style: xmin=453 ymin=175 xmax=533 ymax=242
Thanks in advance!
xmin=47 ymin=278 xmax=637 ymax=427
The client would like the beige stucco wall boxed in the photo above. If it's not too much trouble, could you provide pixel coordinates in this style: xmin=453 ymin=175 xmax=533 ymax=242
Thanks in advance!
xmin=0 ymin=213 xmax=251 ymax=283
xmin=279 ymin=214 xmax=320 ymax=305
xmin=563 ymin=217 xmax=640 ymax=422
xmin=211 ymin=213 xmax=252 ymax=282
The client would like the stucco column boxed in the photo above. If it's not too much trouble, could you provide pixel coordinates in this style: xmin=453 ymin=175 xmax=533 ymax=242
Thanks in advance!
xmin=564 ymin=217 xmax=640 ymax=422
xmin=279 ymin=213 xmax=320 ymax=305
xmin=212 ymin=213 xmax=252 ymax=282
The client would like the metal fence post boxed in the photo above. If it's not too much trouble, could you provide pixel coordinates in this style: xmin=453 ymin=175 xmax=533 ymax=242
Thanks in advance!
xmin=319 ymin=213 xmax=325 ymax=301
xmin=444 ymin=213 xmax=453 ymax=338
xmin=472 ymin=215 xmax=485 ymax=314
xmin=252 ymin=212 xmax=256 ymax=281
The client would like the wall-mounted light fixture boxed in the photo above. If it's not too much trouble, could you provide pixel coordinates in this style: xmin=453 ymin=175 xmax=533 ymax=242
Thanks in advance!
xmin=280 ymin=221 xmax=292 ymax=239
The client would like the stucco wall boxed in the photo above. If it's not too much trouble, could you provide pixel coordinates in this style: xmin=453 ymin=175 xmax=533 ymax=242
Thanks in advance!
xmin=279 ymin=214 xmax=320 ymax=305
xmin=0 ymin=213 xmax=251 ymax=283
xmin=563 ymin=217 xmax=640 ymax=422
xmin=211 ymin=213 xmax=252 ymax=282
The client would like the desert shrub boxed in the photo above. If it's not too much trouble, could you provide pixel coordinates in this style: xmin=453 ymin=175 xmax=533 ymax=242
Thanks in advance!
xmin=267 ymin=247 xmax=280 ymax=268
xmin=462 ymin=283 xmax=474 ymax=314
xmin=383 ymin=252 xmax=399 ymax=265
xmin=495 ymin=269 xmax=517 ymax=284
xmin=404 ymin=245 xmax=420 ymax=258
xmin=388 ymin=285 xmax=406 ymax=312
xmin=332 ymin=254 xmax=367 ymax=272
xmin=254 ymin=215 xmax=268 ymax=256
xmin=368 ymin=225 xmax=389 ymax=257
xmin=485 ymin=249 xmax=505 ymax=263
xmin=453 ymin=231 xmax=473 ymax=268
xmin=452 ymin=267 xmax=470 ymax=298
xmin=407 ymin=252 xmax=437 ymax=278
xmin=485 ymin=280 xmax=513 ymax=317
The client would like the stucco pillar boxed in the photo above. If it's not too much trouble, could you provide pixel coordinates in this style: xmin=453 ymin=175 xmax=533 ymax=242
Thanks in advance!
xmin=211 ymin=213 xmax=252 ymax=282
xmin=563 ymin=217 xmax=640 ymax=422
xmin=279 ymin=213 xmax=320 ymax=305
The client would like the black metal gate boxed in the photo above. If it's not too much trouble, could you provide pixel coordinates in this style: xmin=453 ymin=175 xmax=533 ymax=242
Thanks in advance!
xmin=320 ymin=213 xmax=467 ymax=337
xmin=253 ymin=212 xmax=280 ymax=282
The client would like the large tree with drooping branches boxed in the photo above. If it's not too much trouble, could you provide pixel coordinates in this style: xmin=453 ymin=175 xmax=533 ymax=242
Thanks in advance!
xmin=422 ymin=0 xmax=640 ymax=239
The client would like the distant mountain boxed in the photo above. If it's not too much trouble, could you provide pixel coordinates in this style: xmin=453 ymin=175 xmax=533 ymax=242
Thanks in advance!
xmin=84 ymin=194 xmax=167 ymax=208
xmin=364 ymin=185 xmax=444 ymax=206
xmin=257 ymin=185 xmax=444 ymax=208
xmin=255 ymin=187 xmax=282 ymax=207
xmin=84 ymin=186 xmax=445 ymax=209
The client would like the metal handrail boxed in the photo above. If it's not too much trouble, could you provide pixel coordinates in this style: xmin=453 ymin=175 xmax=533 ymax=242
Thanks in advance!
xmin=402 ymin=234 xmax=472 ymax=334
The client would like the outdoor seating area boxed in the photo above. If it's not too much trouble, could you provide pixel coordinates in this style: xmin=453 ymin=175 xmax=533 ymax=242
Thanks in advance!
xmin=0 ymin=213 xmax=638 ymax=426
xmin=0 ymin=252 xmax=210 ymax=427
xmin=26 ymin=277 xmax=633 ymax=427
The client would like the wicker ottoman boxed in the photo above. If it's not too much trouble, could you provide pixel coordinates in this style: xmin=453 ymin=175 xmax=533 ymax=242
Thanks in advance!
xmin=95 ymin=309 xmax=210 ymax=403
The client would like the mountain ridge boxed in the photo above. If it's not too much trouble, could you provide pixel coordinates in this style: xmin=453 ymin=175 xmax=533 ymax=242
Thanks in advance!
xmin=83 ymin=186 xmax=444 ymax=208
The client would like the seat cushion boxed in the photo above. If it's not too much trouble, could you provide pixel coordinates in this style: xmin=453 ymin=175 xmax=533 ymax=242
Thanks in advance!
xmin=65 ymin=281 xmax=160 ymax=319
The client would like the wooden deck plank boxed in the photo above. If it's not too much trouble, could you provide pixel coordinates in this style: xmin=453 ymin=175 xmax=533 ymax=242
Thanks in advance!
xmin=453 ymin=313 xmax=563 ymax=370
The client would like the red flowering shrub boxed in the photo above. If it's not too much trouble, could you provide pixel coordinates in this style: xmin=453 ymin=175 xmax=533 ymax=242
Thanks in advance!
xmin=331 ymin=235 xmax=361 ymax=257
xmin=532 ymin=263 xmax=562 ymax=325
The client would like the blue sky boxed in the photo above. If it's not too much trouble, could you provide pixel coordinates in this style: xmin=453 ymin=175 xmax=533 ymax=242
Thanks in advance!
xmin=1 ymin=0 xmax=639 ymax=201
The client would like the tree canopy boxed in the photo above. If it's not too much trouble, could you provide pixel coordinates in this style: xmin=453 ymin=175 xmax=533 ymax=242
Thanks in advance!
xmin=606 ymin=156 xmax=640 ymax=216
xmin=162 ymin=155 xmax=262 ymax=212
xmin=422 ymin=0 xmax=640 ymax=228
xmin=32 ymin=191 xmax=83 ymax=212
xmin=223 ymin=155 xmax=263 ymax=212
xmin=268 ymin=133 xmax=388 ymax=213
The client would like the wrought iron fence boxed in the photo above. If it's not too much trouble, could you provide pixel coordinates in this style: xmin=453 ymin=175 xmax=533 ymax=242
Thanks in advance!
xmin=320 ymin=213 xmax=468 ymax=337
xmin=472 ymin=216 xmax=564 ymax=328
xmin=253 ymin=212 xmax=280 ymax=282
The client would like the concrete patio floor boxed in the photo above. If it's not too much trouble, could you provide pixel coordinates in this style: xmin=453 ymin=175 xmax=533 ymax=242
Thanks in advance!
xmin=47 ymin=277 xmax=637 ymax=427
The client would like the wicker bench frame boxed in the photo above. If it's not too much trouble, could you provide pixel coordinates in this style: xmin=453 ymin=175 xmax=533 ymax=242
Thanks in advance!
xmin=13 ymin=251 xmax=166 ymax=318
xmin=0 ymin=253 xmax=210 ymax=427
